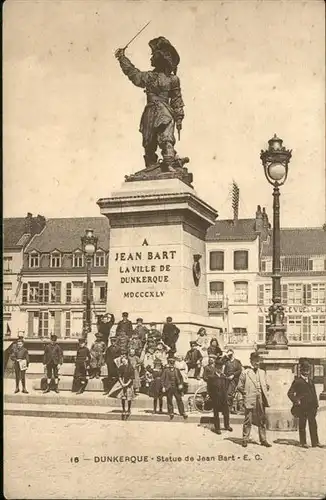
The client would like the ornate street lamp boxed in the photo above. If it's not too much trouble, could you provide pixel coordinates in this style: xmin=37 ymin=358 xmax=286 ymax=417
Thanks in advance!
xmin=260 ymin=135 xmax=292 ymax=348
xmin=81 ymin=228 xmax=98 ymax=338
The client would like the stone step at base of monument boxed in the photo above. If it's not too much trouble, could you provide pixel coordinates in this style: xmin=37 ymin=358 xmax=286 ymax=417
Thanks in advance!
xmin=4 ymin=403 xmax=243 ymax=425
xmin=30 ymin=375 xmax=203 ymax=394
xmin=4 ymin=392 xmax=199 ymax=412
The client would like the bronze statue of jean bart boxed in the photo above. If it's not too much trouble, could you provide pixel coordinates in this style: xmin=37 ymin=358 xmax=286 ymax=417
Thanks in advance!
xmin=115 ymin=37 xmax=189 ymax=173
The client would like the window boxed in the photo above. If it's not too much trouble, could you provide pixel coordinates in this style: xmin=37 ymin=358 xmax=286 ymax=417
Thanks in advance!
xmin=38 ymin=283 xmax=49 ymax=303
xmin=71 ymin=282 xmax=83 ymax=303
xmin=288 ymin=283 xmax=303 ymax=305
xmin=313 ymin=365 xmax=324 ymax=377
xmin=308 ymin=259 xmax=314 ymax=271
xmin=261 ymin=260 xmax=267 ymax=272
xmin=209 ymin=251 xmax=224 ymax=271
xmin=3 ymin=283 xmax=12 ymax=303
xmin=4 ymin=257 xmax=12 ymax=273
xmin=50 ymin=282 xmax=61 ymax=303
xmin=209 ymin=281 xmax=224 ymax=300
xmin=73 ymin=252 xmax=84 ymax=268
xmin=311 ymin=283 xmax=326 ymax=305
xmin=48 ymin=311 xmax=56 ymax=335
xmin=258 ymin=283 xmax=272 ymax=305
xmin=234 ymin=281 xmax=248 ymax=303
xmin=38 ymin=311 xmax=49 ymax=337
xmin=94 ymin=251 xmax=106 ymax=267
xmin=234 ymin=250 xmax=248 ymax=271
xmin=99 ymin=284 xmax=107 ymax=303
xmin=50 ymin=252 xmax=61 ymax=268
xmin=29 ymin=283 xmax=39 ymax=303
xmin=228 ymin=327 xmax=248 ymax=345
xmin=71 ymin=311 xmax=84 ymax=337
xmin=29 ymin=252 xmax=39 ymax=268
xmin=65 ymin=311 xmax=71 ymax=337
xmin=66 ymin=283 xmax=72 ymax=303
xmin=311 ymin=316 xmax=326 ymax=342
xmin=287 ymin=315 xmax=302 ymax=342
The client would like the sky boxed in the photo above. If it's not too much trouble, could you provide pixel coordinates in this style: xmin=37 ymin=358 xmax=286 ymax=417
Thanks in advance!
xmin=3 ymin=0 xmax=325 ymax=227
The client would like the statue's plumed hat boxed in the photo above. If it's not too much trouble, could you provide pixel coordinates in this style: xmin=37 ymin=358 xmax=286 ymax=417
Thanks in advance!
xmin=149 ymin=36 xmax=180 ymax=71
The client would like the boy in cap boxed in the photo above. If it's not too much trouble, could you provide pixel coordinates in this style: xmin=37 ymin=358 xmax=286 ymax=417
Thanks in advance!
xmin=185 ymin=341 xmax=203 ymax=379
xmin=238 ymin=352 xmax=271 ymax=448
xmin=116 ymin=312 xmax=133 ymax=338
xmin=206 ymin=358 xmax=232 ymax=434
xmin=162 ymin=317 xmax=180 ymax=356
xmin=161 ymin=357 xmax=188 ymax=420
xmin=73 ymin=338 xmax=91 ymax=395
xmin=89 ymin=332 xmax=106 ymax=379
xmin=10 ymin=337 xmax=29 ymax=394
xmin=203 ymin=354 xmax=217 ymax=382
xmin=147 ymin=322 xmax=162 ymax=350
xmin=133 ymin=317 xmax=148 ymax=348
xmin=43 ymin=334 xmax=63 ymax=394
xmin=287 ymin=359 xmax=322 ymax=448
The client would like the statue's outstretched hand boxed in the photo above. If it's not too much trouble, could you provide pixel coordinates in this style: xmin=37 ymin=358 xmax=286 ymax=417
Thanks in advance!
xmin=176 ymin=121 xmax=182 ymax=132
xmin=115 ymin=48 xmax=125 ymax=59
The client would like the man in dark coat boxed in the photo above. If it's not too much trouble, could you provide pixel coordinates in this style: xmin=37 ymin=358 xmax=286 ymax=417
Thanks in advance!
xmin=287 ymin=359 xmax=322 ymax=448
xmin=185 ymin=341 xmax=203 ymax=379
xmin=224 ymin=348 xmax=242 ymax=413
xmin=116 ymin=312 xmax=133 ymax=338
xmin=98 ymin=313 xmax=115 ymax=346
xmin=43 ymin=334 xmax=63 ymax=394
xmin=133 ymin=318 xmax=148 ymax=348
xmin=161 ymin=357 xmax=188 ymax=420
xmin=162 ymin=317 xmax=180 ymax=356
xmin=207 ymin=358 xmax=233 ymax=434
xmin=103 ymin=337 xmax=121 ymax=395
xmin=73 ymin=338 xmax=91 ymax=395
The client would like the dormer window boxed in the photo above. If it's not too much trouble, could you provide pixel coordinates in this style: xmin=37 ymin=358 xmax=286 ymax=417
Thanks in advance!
xmin=73 ymin=251 xmax=84 ymax=268
xmin=29 ymin=252 xmax=39 ymax=268
xmin=94 ymin=251 xmax=106 ymax=267
xmin=50 ymin=251 xmax=61 ymax=268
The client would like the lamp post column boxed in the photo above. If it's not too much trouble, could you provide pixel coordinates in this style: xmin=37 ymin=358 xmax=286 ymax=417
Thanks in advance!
xmin=85 ymin=255 xmax=92 ymax=338
xmin=267 ymin=184 xmax=287 ymax=347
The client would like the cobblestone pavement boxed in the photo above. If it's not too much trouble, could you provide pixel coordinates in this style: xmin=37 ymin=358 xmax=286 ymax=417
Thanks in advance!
xmin=4 ymin=413 xmax=326 ymax=499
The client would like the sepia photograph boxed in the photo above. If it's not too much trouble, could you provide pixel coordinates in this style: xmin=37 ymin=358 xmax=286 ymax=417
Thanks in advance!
xmin=3 ymin=0 xmax=326 ymax=498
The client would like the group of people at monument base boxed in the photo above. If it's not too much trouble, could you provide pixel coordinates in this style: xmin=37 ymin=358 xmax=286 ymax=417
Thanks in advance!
xmin=9 ymin=314 xmax=322 ymax=447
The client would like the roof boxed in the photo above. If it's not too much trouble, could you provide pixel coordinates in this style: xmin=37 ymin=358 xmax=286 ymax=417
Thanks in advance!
xmin=206 ymin=218 xmax=259 ymax=242
xmin=262 ymin=227 xmax=326 ymax=257
xmin=3 ymin=218 xmax=30 ymax=249
xmin=25 ymin=217 xmax=110 ymax=253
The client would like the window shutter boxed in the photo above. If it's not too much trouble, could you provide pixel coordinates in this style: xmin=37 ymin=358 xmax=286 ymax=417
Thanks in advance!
xmin=302 ymin=316 xmax=311 ymax=342
xmin=66 ymin=283 xmax=72 ymax=303
xmin=22 ymin=284 xmax=28 ymax=304
xmin=258 ymin=284 xmax=264 ymax=305
xmin=55 ymin=282 xmax=61 ymax=303
xmin=281 ymin=284 xmax=288 ymax=304
xmin=258 ymin=316 xmax=265 ymax=342
xmin=27 ymin=311 xmax=34 ymax=337
xmin=54 ymin=311 xmax=61 ymax=337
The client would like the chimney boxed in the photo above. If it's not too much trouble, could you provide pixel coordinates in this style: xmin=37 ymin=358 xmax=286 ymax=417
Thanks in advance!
xmin=34 ymin=215 xmax=46 ymax=234
xmin=24 ymin=212 xmax=33 ymax=234
xmin=255 ymin=205 xmax=263 ymax=233
xmin=262 ymin=207 xmax=269 ymax=228
xmin=231 ymin=181 xmax=240 ymax=223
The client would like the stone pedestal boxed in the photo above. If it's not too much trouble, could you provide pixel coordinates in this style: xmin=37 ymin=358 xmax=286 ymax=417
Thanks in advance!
xmin=97 ymin=178 xmax=220 ymax=353
xmin=261 ymin=350 xmax=297 ymax=431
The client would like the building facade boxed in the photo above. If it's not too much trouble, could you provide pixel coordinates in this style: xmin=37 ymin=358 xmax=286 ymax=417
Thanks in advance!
xmin=17 ymin=217 xmax=110 ymax=338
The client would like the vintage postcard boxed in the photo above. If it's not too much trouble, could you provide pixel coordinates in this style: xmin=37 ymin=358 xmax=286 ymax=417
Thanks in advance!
xmin=3 ymin=0 xmax=326 ymax=498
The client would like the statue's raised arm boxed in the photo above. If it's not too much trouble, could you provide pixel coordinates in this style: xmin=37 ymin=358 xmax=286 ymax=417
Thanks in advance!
xmin=115 ymin=37 xmax=187 ymax=172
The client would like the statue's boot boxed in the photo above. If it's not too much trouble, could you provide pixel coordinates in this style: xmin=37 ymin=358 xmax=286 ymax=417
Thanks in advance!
xmin=143 ymin=153 xmax=158 ymax=169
